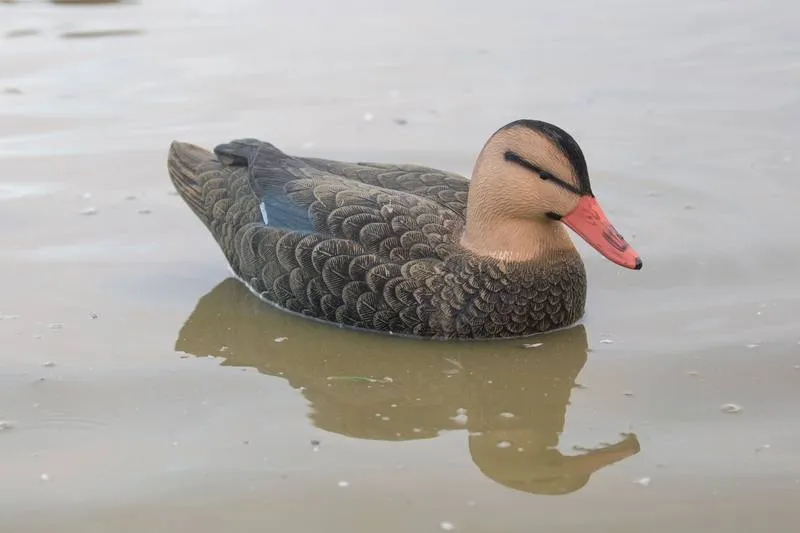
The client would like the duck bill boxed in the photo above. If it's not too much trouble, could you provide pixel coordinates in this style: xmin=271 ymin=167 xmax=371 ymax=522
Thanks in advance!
xmin=561 ymin=196 xmax=642 ymax=270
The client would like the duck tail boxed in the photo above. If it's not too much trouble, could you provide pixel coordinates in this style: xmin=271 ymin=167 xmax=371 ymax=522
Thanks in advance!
xmin=167 ymin=141 xmax=214 ymax=218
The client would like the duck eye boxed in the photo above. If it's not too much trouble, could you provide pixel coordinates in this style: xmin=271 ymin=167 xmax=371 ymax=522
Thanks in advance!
xmin=538 ymin=171 xmax=555 ymax=181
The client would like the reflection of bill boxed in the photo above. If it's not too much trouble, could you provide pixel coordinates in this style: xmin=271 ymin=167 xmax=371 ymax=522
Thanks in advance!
xmin=175 ymin=278 xmax=641 ymax=496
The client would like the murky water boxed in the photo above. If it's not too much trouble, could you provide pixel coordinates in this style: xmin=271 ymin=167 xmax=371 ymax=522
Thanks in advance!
xmin=1 ymin=0 xmax=799 ymax=531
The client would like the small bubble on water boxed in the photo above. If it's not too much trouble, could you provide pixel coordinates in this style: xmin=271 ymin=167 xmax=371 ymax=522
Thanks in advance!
xmin=363 ymin=112 xmax=374 ymax=122
xmin=496 ymin=441 xmax=511 ymax=449
xmin=40 ymin=473 xmax=50 ymax=482
xmin=746 ymin=344 xmax=759 ymax=349
xmin=338 ymin=480 xmax=349 ymax=488
xmin=381 ymin=416 xmax=390 ymax=421
xmin=634 ymin=477 xmax=651 ymax=487
xmin=720 ymin=403 xmax=742 ymax=414
xmin=82 ymin=192 xmax=92 ymax=200
xmin=274 ymin=337 xmax=288 ymax=343
xmin=440 ymin=521 xmax=455 ymax=531
xmin=412 ymin=428 xmax=422 ymax=433
xmin=499 ymin=412 xmax=515 ymax=418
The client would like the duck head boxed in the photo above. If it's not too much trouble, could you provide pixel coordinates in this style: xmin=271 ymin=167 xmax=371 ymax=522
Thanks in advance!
xmin=460 ymin=119 xmax=642 ymax=270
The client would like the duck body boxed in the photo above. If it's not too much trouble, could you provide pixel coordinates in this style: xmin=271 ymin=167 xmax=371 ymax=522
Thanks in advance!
xmin=169 ymin=120 xmax=640 ymax=340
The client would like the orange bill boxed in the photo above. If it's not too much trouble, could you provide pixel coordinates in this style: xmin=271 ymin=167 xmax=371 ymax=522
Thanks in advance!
xmin=561 ymin=196 xmax=642 ymax=270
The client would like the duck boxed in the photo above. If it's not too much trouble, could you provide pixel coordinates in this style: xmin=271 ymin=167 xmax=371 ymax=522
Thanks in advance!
xmin=167 ymin=119 xmax=642 ymax=340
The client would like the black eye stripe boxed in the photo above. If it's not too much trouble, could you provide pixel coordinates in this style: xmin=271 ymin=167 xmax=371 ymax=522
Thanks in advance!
xmin=504 ymin=151 xmax=589 ymax=196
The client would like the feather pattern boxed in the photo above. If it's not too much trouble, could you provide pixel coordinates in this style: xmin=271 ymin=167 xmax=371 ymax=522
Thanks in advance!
xmin=168 ymin=138 xmax=587 ymax=339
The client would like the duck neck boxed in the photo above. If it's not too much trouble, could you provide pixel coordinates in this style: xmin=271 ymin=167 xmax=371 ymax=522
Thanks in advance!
xmin=459 ymin=185 xmax=576 ymax=264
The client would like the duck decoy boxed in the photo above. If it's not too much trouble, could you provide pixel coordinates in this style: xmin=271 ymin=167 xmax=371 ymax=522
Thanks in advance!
xmin=167 ymin=119 xmax=642 ymax=339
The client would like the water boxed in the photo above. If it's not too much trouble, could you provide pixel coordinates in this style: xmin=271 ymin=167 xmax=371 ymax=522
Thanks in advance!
xmin=1 ymin=0 xmax=799 ymax=531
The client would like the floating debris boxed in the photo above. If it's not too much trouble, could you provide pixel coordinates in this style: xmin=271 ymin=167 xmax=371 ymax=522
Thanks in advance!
xmin=720 ymin=403 xmax=743 ymax=414
xmin=522 ymin=342 xmax=543 ymax=348
xmin=362 ymin=112 xmax=374 ymax=122
xmin=687 ymin=370 xmax=699 ymax=377
xmin=337 ymin=480 xmax=349 ymax=488
xmin=623 ymin=391 xmax=634 ymax=397
xmin=0 ymin=314 xmax=20 ymax=320
xmin=2 ymin=87 xmax=23 ymax=95
xmin=746 ymin=343 xmax=759 ymax=349
xmin=499 ymin=412 xmax=515 ymax=419
xmin=599 ymin=338 xmax=614 ymax=344
xmin=40 ymin=473 xmax=49 ymax=482
xmin=326 ymin=375 xmax=393 ymax=384
xmin=440 ymin=521 xmax=455 ymax=531
xmin=137 ymin=208 xmax=152 ymax=215
xmin=125 ymin=195 xmax=138 ymax=201
xmin=81 ymin=192 xmax=92 ymax=200
xmin=756 ymin=444 xmax=771 ymax=453
xmin=450 ymin=412 xmax=468 ymax=425
xmin=89 ymin=312 xmax=98 ymax=319
xmin=0 ymin=420 xmax=14 ymax=432
xmin=42 ymin=361 xmax=56 ymax=368
xmin=80 ymin=207 xmax=98 ymax=216
xmin=394 ymin=118 xmax=408 ymax=126
xmin=47 ymin=323 xmax=64 ymax=330
xmin=634 ymin=477 xmax=651 ymax=487
xmin=496 ymin=441 xmax=511 ymax=449
xmin=311 ymin=439 xmax=320 ymax=452
xmin=273 ymin=337 xmax=288 ymax=343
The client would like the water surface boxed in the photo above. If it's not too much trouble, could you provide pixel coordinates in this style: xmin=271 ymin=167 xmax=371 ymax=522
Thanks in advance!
xmin=1 ymin=0 xmax=799 ymax=531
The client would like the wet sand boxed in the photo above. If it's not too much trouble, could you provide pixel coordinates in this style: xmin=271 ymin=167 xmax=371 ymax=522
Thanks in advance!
xmin=2 ymin=0 xmax=799 ymax=531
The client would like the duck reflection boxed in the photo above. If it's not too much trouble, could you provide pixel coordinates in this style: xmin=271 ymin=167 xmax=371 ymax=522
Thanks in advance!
xmin=175 ymin=278 xmax=640 ymax=495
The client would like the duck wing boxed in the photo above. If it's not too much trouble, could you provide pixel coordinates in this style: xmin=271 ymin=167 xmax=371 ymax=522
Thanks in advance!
xmin=297 ymin=157 xmax=470 ymax=216
xmin=214 ymin=139 xmax=465 ymax=260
